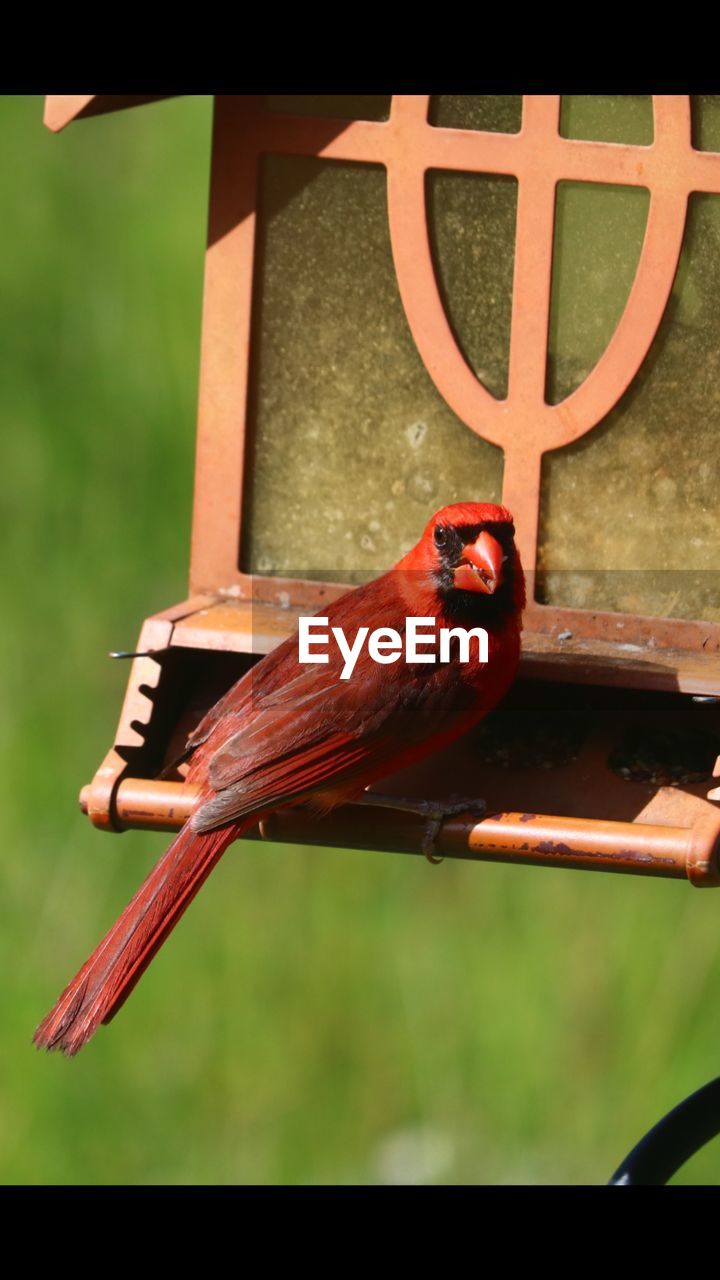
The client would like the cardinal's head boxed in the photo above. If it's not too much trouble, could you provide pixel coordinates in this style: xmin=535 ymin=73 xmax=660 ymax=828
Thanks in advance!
xmin=398 ymin=502 xmax=525 ymax=624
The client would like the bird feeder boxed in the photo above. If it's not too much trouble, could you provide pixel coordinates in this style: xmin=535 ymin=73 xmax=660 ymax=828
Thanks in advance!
xmin=45 ymin=94 xmax=720 ymax=886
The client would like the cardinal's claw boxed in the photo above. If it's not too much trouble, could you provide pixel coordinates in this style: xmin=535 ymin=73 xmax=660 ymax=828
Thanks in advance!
xmin=421 ymin=816 xmax=445 ymax=865
xmin=358 ymin=791 xmax=487 ymax=865
xmin=417 ymin=796 xmax=488 ymax=865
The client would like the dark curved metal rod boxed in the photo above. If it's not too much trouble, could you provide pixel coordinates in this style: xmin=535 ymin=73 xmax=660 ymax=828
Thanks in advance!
xmin=609 ymin=1075 xmax=720 ymax=1185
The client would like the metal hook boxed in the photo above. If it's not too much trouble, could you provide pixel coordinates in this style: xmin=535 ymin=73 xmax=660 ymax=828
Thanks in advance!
xmin=108 ymin=649 xmax=159 ymax=660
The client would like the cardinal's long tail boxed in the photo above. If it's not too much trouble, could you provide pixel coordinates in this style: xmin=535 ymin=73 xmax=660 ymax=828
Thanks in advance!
xmin=33 ymin=819 xmax=241 ymax=1056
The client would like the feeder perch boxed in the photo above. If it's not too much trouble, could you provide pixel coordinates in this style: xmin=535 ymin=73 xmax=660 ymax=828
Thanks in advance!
xmin=47 ymin=94 xmax=720 ymax=884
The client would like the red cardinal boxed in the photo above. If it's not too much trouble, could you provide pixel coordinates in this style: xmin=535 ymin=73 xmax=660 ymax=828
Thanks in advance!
xmin=35 ymin=502 xmax=525 ymax=1055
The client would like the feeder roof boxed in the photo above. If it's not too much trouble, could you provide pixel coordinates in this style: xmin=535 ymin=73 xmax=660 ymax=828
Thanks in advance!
xmin=44 ymin=95 xmax=176 ymax=133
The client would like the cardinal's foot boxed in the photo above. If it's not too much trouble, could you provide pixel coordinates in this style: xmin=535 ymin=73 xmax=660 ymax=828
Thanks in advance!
xmin=358 ymin=792 xmax=487 ymax=865
xmin=416 ymin=796 xmax=488 ymax=865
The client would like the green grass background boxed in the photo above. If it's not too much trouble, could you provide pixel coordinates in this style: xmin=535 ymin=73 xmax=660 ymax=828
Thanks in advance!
xmin=2 ymin=94 xmax=720 ymax=1185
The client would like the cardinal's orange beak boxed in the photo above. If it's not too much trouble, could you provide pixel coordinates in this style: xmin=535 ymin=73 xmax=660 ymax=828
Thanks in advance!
xmin=453 ymin=531 xmax=505 ymax=595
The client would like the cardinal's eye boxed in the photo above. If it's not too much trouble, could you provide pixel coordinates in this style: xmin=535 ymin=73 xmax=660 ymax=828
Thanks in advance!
xmin=434 ymin=526 xmax=448 ymax=549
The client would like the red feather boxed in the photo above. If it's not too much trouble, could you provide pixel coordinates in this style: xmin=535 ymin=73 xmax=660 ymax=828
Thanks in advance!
xmin=34 ymin=502 xmax=524 ymax=1055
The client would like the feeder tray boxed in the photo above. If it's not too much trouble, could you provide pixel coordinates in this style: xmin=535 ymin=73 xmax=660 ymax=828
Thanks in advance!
xmin=48 ymin=94 xmax=720 ymax=885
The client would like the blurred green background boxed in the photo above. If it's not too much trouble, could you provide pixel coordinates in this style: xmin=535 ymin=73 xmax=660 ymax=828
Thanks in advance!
xmin=2 ymin=94 xmax=720 ymax=1185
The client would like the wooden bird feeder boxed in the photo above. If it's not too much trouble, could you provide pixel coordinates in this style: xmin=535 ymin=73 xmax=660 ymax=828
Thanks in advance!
xmin=45 ymin=94 xmax=720 ymax=886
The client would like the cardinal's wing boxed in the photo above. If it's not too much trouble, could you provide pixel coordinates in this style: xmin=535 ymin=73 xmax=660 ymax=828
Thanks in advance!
xmin=184 ymin=572 xmax=399 ymax=758
xmin=190 ymin=650 xmax=474 ymax=832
